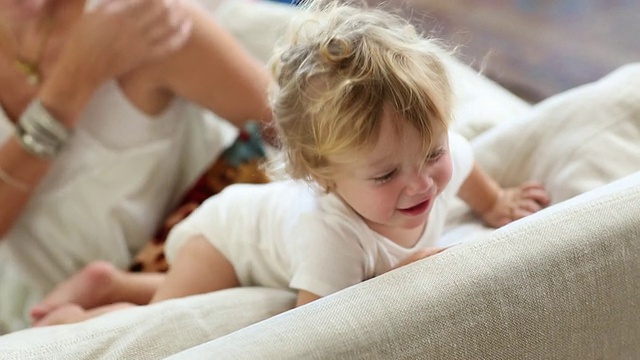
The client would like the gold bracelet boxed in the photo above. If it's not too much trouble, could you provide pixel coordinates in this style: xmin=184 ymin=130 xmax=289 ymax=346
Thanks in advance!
xmin=0 ymin=165 xmax=29 ymax=192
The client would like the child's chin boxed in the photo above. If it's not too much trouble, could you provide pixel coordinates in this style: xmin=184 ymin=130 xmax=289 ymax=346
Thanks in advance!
xmin=399 ymin=214 xmax=429 ymax=231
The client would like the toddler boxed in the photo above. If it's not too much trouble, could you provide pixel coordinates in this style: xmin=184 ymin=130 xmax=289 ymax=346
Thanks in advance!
xmin=32 ymin=0 xmax=549 ymax=325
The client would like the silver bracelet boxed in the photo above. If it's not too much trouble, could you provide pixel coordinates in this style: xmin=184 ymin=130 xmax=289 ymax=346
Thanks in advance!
xmin=15 ymin=99 xmax=72 ymax=159
xmin=0 ymin=165 xmax=29 ymax=192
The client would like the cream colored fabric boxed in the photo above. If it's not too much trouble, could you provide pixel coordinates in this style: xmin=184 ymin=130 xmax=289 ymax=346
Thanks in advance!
xmin=447 ymin=59 xmax=531 ymax=140
xmin=443 ymin=62 xmax=640 ymax=245
xmin=1 ymin=175 xmax=638 ymax=359
xmin=472 ymin=63 xmax=640 ymax=202
xmin=169 ymin=171 xmax=640 ymax=360
xmin=0 ymin=288 xmax=295 ymax=359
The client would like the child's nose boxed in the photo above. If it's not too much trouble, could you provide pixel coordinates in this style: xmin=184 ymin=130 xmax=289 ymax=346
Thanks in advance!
xmin=405 ymin=168 xmax=433 ymax=196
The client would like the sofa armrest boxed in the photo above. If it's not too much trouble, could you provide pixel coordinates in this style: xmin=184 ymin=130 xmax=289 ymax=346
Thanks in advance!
xmin=170 ymin=171 xmax=640 ymax=359
xmin=0 ymin=288 xmax=295 ymax=359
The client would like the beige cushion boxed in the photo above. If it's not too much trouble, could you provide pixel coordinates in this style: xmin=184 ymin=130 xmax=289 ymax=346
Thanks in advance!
xmin=447 ymin=58 xmax=531 ymax=140
xmin=168 ymin=171 xmax=640 ymax=360
xmin=2 ymin=173 xmax=637 ymax=359
xmin=443 ymin=63 xmax=640 ymax=245
xmin=0 ymin=288 xmax=295 ymax=359
xmin=472 ymin=63 xmax=640 ymax=203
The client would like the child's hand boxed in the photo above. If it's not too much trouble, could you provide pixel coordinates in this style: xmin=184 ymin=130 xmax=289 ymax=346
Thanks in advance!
xmin=392 ymin=247 xmax=448 ymax=271
xmin=481 ymin=181 xmax=550 ymax=228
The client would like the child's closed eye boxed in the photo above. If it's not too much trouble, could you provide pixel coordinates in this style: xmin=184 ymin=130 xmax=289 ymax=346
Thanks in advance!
xmin=427 ymin=148 xmax=446 ymax=163
xmin=372 ymin=169 xmax=397 ymax=184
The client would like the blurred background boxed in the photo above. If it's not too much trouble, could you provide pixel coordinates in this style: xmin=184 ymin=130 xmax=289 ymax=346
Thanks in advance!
xmin=271 ymin=0 xmax=640 ymax=103
xmin=394 ymin=0 xmax=640 ymax=103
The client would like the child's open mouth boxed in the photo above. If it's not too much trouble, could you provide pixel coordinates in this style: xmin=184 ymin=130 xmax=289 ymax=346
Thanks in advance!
xmin=398 ymin=199 xmax=430 ymax=216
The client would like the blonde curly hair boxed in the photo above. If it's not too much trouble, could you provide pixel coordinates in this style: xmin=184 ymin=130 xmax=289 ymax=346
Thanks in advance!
xmin=268 ymin=1 xmax=452 ymax=186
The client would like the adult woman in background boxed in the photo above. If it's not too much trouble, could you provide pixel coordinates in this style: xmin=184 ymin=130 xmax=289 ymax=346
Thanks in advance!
xmin=0 ymin=0 xmax=273 ymax=333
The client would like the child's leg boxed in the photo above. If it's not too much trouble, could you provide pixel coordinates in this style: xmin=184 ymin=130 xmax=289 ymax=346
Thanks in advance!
xmin=32 ymin=302 xmax=136 ymax=327
xmin=151 ymin=234 xmax=240 ymax=303
xmin=30 ymin=261 xmax=164 ymax=323
xmin=34 ymin=236 xmax=240 ymax=326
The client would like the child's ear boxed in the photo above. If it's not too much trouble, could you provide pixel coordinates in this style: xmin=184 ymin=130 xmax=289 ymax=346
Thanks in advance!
xmin=318 ymin=178 xmax=336 ymax=194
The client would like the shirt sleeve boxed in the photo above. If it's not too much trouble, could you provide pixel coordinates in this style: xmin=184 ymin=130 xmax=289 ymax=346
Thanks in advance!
xmin=288 ymin=214 xmax=370 ymax=297
xmin=445 ymin=131 xmax=475 ymax=197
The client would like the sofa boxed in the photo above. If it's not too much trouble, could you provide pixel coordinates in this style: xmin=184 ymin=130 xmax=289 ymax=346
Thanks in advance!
xmin=0 ymin=1 xmax=638 ymax=358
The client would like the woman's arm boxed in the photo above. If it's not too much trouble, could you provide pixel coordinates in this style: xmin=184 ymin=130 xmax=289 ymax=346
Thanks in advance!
xmin=457 ymin=162 xmax=550 ymax=227
xmin=40 ymin=0 xmax=193 ymax=126
xmin=140 ymin=1 xmax=274 ymax=130
xmin=0 ymin=0 xmax=191 ymax=239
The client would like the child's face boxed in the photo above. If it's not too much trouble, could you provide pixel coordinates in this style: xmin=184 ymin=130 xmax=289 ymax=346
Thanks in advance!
xmin=331 ymin=111 xmax=452 ymax=244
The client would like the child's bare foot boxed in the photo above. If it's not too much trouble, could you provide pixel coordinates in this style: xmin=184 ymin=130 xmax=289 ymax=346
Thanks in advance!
xmin=30 ymin=261 xmax=120 ymax=324
xmin=33 ymin=302 xmax=138 ymax=327
xmin=32 ymin=303 xmax=89 ymax=327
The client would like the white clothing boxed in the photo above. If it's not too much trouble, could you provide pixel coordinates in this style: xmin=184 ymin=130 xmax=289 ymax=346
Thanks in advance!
xmin=0 ymin=80 xmax=237 ymax=332
xmin=0 ymin=0 xmax=240 ymax=333
xmin=165 ymin=132 xmax=474 ymax=298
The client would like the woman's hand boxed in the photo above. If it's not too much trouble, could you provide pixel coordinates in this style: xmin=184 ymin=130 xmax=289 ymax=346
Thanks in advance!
xmin=64 ymin=0 xmax=192 ymax=84
xmin=40 ymin=0 xmax=193 ymax=127
xmin=480 ymin=181 xmax=550 ymax=228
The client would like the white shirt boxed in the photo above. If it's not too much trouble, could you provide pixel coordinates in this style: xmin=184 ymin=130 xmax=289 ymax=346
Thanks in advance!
xmin=0 ymin=81 xmax=237 ymax=333
xmin=166 ymin=131 xmax=474 ymax=298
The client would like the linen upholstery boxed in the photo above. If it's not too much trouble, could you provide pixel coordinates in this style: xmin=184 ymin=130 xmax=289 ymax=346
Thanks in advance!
xmin=0 ymin=288 xmax=295 ymax=359
xmin=168 ymin=172 xmax=640 ymax=360
xmin=472 ymin=63 xmax=640 ymax=202
xmin=1 ymin=173 xmax=638 ymax=359
xmin=444 ymin=62 xmax=640 ymax=245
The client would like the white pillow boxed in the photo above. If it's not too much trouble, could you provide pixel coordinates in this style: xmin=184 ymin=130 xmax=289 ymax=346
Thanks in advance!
xmin=442 ymin=63 xmax=640 ymax=246
xmin=471 ymin=63 xmax=640 ymax=204
xmin=0 ymin=288 xmax=295 ymax=359
xmin=446 ymin=57 xmax=532 ymax=140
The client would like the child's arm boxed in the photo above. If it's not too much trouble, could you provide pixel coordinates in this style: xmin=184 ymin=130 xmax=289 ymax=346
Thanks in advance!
xmin=393 ymin=247 xmax=448 ymax=270
xmin=296 ymin=290 xmax=321 ymax=307
xmin=294 ymin=248 xmax=449 ymax=307
xmin=457 ymin=162 xmax=550 ymax=227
